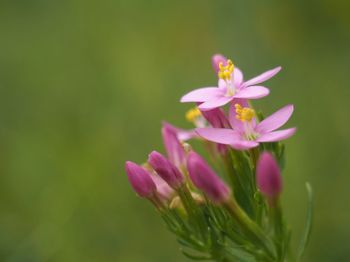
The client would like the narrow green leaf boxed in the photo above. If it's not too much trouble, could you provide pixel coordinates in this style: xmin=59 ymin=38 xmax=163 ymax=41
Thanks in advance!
xmin=181 ymin=249 xmax=212 ymax=260
xmin=297 ymin=182 xmax=314 ymax=261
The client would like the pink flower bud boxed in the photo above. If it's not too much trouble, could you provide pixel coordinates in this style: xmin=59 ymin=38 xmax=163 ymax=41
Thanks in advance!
xmin=186 ymin=151 xmax=231 ymax=203
xmin=256 ymin=152 xmax=282 ymax=198
xmin=125 ymin=161 xmax=156 ymax=198
xmin=162 ymin=122 xmax=186 ymax=168
xmin=212 ymin=54 xmax=227 ymax=73
xmin=150 ymin=174 xmax=175 ymax=201
xmin=148 ymin=151 xmax=184 ymax=189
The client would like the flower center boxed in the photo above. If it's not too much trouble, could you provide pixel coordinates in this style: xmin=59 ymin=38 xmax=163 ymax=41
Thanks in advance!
xmin=218 ymin=59 xmax=234 ymax=80
xmin=235 ymin=104 xmax=259 ymax=140
xmin=185 ymin=107 xmax=205 ymax=127
xmin=218 ymin=59 xmax=236 ymax=97
xmin=235 ymin=104 xmax=255 ymax=122
xmin=186 ymin=107 xmax=201 ymax=122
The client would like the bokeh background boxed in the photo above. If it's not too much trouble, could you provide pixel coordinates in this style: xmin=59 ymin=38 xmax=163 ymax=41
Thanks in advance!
xmin=1 ymin=0 xmax=350 ymax=261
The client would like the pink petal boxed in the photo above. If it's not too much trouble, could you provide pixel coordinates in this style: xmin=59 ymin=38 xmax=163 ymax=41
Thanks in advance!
xmin=196 ymin=128 xmax=241 ymax=145
xmin=234 ymin=86 xmax=270 ymax=99
xmin=243 ymin=66 xmax=282 ymax=87
xmin=256 ymin=104 xmax=294 ymax=133
xmin=230 ymin=140 xmax=259 ymax=150
xmin=212 ymin=54 xmax=227 ymax=73
xmin=180 ymin=87 xmax=221 ymax=102
xmin=218 ymin=79 xmax=227 ymax=91
xmin=177 ymin=129 xmax=198 ymax=141
xmin=198 ymin=95 xmax=233 ymax=111
xmin=233 ymin=67 xmax=244 ymax=87
xmin=256 ymin=128 xmax=296 ymax=143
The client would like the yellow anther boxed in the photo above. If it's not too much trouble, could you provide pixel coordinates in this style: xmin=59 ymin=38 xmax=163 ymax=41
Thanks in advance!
xmin=235 ymin=104 xmax=255 ymax=122
xmin=218 ymin=59 xmax=234 ymax=80
xmin=185 ymin=107 xmax=202 ymax=123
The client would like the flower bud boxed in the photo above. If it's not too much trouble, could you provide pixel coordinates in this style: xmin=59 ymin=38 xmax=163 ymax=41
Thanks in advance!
xmin=200 ymin=108 xmax=229 ymax=129
xmin=125 ymin=161 xmax=156 ymax=198
xmin=162 ymin=123 xmax=186 ymax=168
xmin=148 ymin=151 xmax=184 ymax=189
xmin=186 ymin=151 xmax=231 ymax=203
xmin=212 ymin=54 xmax=227 ymax=73
xmin=150 ymin=174 xmax=175 ymax=201
xmin=256 ymin=152 xmax=282 ymax=198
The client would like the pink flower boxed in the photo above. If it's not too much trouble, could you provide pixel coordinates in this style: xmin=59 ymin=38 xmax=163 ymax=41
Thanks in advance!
xmin=256 ymin=152 xmax=282 ymax=198
xmin=196 ymin=100 xmax=296 ymax=150
xmin=187 ymin=151 xmax=231 ymax=203
xmin=125 ymin=161 xmax=157 ymax=198
xmin=180 ymin=54 xmax=281 ymax=111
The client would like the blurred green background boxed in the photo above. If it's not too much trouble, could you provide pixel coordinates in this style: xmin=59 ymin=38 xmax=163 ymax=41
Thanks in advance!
xmin=1 ymin=0 xmax=350 ymax=261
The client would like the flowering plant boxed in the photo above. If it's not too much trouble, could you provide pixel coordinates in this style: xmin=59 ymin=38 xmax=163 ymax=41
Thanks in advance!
xmin=125 ymin=54 xmax=313 ymax=261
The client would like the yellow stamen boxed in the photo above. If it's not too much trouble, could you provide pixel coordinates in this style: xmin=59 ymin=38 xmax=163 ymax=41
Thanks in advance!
xmin=235 ymin=104 xmax=255 ymax=122
xmin=185 ymin=107 xmax=202 ymax=123
xmin=218 ymin=59 xmax=234 ymax=80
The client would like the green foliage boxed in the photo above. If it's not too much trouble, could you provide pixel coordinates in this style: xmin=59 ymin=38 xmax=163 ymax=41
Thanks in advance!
xmin=157 ymin=143 xmax=304 ymax=261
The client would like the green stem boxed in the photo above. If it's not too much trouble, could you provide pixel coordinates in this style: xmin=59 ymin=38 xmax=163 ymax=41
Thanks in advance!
xmin=269 ymin=198 xmax=288 ymax=261
xmin=223 ymin=151 xmax=237 ymax=191
xmin=177 ymin=186 xmax=208 ymax=241
xmin=250 ymin=147 xmax=260 ymax=169
xmin=224 ymin=199 xmax=276 ymax=260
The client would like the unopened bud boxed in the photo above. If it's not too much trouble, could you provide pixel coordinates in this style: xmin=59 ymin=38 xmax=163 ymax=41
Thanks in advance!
xmin=125 ymin=161 xmax=157 ymax=198
xmin=256 ymin=152 xmax=282 ymax=199
xmin=148 ymin=151 xmax=184 ymax=189
xmin=162 ymin=122 xmax=186 ymax=168
xmin=186 ymin=151 xmax=231 ymax=203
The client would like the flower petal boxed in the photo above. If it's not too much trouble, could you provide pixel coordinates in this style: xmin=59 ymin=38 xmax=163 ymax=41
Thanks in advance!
xmin=230 ymin=140 xmax=259 ymax=150
xmin=177 ymin=129 xmax=198 ymax=141
xmin=234 ymin=86 xmax=270 ymax=99
xmin=198 ymin=95 xmax=233 ymax=111
xmin=196 ymin=128 xmax=241 ymax=145
xmin=180 ymin=87 xmax=221 ymax=102
xmin=212 ymin=54 xmax=227 ymax=73
xmin=234 ymin=67 xmax=244 ymax=87
xmin=243 ymin=66 xmax=282 ymax=87
xmin=256 ymin=104 xmax=294 ymax=133
xmin=218 ymin=79 xmax=227 ymax=91
xmin=256 ymin=128 xmax=296 ymax=143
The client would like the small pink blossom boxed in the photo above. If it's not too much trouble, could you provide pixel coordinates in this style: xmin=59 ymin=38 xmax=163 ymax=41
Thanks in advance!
xmin=196 ymin=100 xmax=296 ymax=150
xmin=180 ymin=54 xmax=281 ymax=111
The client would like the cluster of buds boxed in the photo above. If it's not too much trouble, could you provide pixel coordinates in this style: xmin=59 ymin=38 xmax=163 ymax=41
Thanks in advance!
xmin=124 ymin=54 xmax=312 ymax=261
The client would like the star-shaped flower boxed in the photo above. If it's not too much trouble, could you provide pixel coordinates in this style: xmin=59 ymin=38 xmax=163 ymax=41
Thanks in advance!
xmin=196 ymin=100 xmax=296 ymax=150
xmin=180 ymin=55 xmax=281 ymax=111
